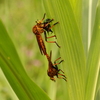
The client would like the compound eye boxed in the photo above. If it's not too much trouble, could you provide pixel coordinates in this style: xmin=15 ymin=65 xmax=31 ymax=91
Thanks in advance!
xmin=37 ymin=20 xmax=42 ymax=25
xmin=35 ymin=19 xmax=39 ymax=23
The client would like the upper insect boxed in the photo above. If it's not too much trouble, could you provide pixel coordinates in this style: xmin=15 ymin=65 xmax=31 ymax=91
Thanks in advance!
xmin=32 ymin=13 xmax=60 ymax=48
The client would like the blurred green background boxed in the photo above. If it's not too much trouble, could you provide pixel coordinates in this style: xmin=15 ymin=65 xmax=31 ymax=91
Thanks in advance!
xmin=0 ymin=0 xmax=61 ymax=100
xmin=0 ymin=0 xmax=100 ymax=100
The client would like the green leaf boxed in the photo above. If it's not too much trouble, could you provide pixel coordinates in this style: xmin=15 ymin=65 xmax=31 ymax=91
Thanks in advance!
xmin=82 ymin=0 xmax=89 ymax=55
xmin=85 ymin=1 xmax=100 ymax=100
xmin=0 ymin=20 xmax=50 ymax=100
xmin=95 ymin=70 xmax=100 ymax=100
xmin=43 ymin=0 xmax=85 ymax=100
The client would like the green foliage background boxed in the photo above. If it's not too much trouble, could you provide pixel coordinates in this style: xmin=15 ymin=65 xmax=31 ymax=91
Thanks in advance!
xmin=0 ymin=0 xmax=100 ymax=100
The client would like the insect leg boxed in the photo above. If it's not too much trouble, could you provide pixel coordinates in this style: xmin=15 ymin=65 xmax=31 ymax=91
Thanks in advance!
xmin=47 ymin=35 xmax=57 ymax=39
xmin=44 ymin=31 xmax=47 ymax=41
xmin=44 ymin=32 xmax=55 ymax=42
xmin=50 ymin=51 xmax=52 ymax=61
xmin=54 ymin=57 xmax=61 ymax=63
xmin=58 ymin=73 xmax=67 ymax=78
xmin=48 ymin=22 xmax=59 ymax=30
xmin=53 ymin=58 xmax=64 ymax=66
xmin=44 ymin=19 xmax=54 ymax=27
xmin=46 ymin=40 xmax=60 ymax=48
xmin=48 ymin=19 xmax=54 ymax=23
xmin=44 ymin=32 xmax=56 ymax=42
xmin=42 ymin=13 xmax=46 ymax=21
xmin=50 ymin=77 xmax=56 ymax=82
xmin=45 ymin=32 xmax=60 ymax=47
xmin=57 ymin=77 xmax=67 ymax=82
xmin=58 ymin=69 xmax=65 ymax=73
xmin=53 ymin=58 xmax=63 ymax=71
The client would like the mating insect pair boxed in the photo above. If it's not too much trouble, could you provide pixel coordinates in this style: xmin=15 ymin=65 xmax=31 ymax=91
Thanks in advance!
xmin=32 ymin=14 xmax=67 ymax=82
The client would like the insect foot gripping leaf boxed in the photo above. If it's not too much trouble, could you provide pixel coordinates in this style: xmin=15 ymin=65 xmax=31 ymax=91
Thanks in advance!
xmin=46 ymin=51 xmax=67 ymax=82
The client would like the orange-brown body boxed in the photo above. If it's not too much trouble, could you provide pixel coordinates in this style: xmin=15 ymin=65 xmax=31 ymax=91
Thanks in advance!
xmin=32 ymin=24 xmax=44 ymax=35
xmin=46 ymin=54 xmax=58 ymax=80
xmin=32 ymin=20 xmax=47 ymax=55
xmin=35 ymin=34 xmax=46 ymax=55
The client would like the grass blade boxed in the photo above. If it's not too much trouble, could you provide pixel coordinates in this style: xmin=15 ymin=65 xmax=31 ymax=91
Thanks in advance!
xmin=43 ymin=0 xmax=85 ymax=100
xmin=0 ymin=20 xmax=50 ymax=100
xmin=85 ymin=1 xmax=100 ymax=100
xmin=94 ymin=70 xmax=100 ymax=100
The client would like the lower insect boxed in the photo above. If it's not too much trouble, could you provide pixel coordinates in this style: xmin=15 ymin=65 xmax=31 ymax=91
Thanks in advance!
xmin=46 ymin=51 xmax=67 ymax=82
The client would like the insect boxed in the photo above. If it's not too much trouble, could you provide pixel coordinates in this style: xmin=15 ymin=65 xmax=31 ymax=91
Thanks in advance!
xmin=32 ymin=14 xmax=60 ymax=55
xmin=46 ymin=51 xmax=67 ymax=82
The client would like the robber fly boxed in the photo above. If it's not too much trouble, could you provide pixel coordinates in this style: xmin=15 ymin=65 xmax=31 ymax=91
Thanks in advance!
xmin=32 ymin=14 xmax=60 ymax=55
xmin=46 ymin=51 xmax=67 ymax=82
